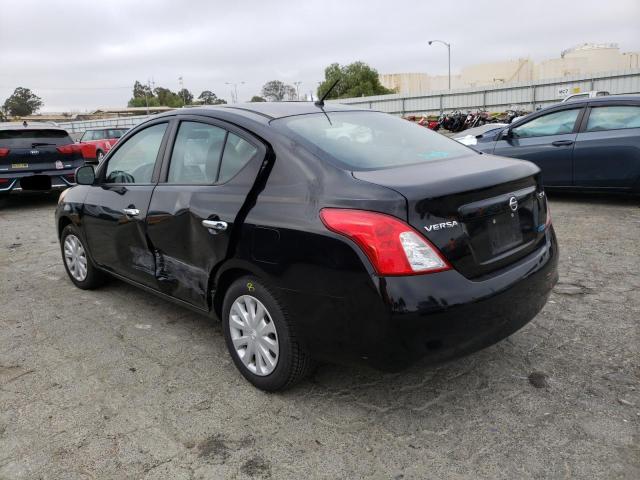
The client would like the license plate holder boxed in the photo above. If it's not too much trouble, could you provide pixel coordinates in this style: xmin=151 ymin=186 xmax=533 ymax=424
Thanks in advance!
xmin=488 ymin=212 xmax=522 ymax=255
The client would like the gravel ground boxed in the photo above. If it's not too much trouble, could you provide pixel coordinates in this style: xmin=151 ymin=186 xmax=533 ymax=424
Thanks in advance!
xmin=0 ymin=192 xmax=638 ymax=480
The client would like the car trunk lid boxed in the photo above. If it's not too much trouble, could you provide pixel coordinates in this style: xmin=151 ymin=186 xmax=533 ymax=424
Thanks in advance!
xmin=353 ymin=154 xmax=549 ymax=278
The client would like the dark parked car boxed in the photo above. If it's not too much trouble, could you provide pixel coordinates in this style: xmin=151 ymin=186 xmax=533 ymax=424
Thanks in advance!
xmin=56 ymin=103 xmax=558 ymax=391
xmin=470 ymin=96 xmax=640 ymax=192
xmin=0 ymin=123 xmax=85 ymax=195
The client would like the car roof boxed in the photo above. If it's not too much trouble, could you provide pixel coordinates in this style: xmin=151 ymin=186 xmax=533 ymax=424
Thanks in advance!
xmin=560 ymin=94 xmax=640 ymax=105
xmin=171 ymin=101 xmax=371 ymax=121
xmin=0 ymin=122 xmax=67 ymax=131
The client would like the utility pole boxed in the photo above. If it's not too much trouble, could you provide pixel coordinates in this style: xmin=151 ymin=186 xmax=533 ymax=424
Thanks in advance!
xmin=293 ymin=81 xmax=302 ymax=100
xmin=428 ymin=40 xmax=451 ymax=90
xmin=178 ymin=76 xmax=185 ymax=106
xmin=225 ymin=82 xmax=245 ymax=103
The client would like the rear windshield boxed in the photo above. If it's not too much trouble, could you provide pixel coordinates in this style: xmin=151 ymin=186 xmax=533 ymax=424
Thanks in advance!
xmin=273 ymin=111 xmax=473 ymax=170
xmin=0 ymin=129 xmax=72 ymax=148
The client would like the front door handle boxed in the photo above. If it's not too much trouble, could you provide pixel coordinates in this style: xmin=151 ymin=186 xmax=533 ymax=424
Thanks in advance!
xmin=202 ymin=219 xmax=228 ymax=232
xmin=551 ymin=140 xmax=574 ymax=146
xmin=123 ymin=208 xmax=140 ymax=217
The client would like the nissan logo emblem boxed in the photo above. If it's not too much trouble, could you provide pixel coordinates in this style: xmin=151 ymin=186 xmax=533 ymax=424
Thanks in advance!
xmin=508 ymin=196 xmax=518 ymax=212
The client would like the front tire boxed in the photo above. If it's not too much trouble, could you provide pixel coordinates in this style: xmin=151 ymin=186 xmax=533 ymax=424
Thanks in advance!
xmin=96 ymin=150 xmax=104 ymax=163
xmin=60 ymin=224 xmax=106 ymax=289
xmin=222 ymin=276 xmax=314 ymax=391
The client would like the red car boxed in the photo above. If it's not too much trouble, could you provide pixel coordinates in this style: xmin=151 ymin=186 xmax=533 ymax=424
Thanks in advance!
xmin=77 ymin=128 xmax=128 ymax=163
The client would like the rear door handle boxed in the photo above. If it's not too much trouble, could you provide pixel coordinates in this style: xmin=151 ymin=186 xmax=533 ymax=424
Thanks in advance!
xmin=123 ymin=208 xmax=140 ymax=217
xmin=202 ymin=219 xmax=228 ymax=232
xmin=551 ymin=140 xmax=574 ymax=146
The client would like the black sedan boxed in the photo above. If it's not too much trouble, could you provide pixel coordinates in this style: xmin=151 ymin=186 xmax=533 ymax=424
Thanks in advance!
xmin=469 ymin=96 xmax=640 ymax=193
xmin=56 ymin=102 xmax=558 ymax=391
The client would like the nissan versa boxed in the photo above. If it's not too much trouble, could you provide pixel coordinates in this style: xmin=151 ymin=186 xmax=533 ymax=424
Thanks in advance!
xmin=55 ymin=102 xmax=558 ymax=391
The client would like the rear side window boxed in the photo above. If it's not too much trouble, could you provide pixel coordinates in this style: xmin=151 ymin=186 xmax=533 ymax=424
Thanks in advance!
xmin=218 ymin=133 xmax=258 ymax=183
xmin=586 ymin=106 xmax=640 ymax=132
xmin=0 ymin=129 xmax=73 ymax=148
xmin=108 ymin=129 xmax=128 ymax=138
xmin=512 ymin=109 xmax=580 ymax=138
xmin=274 ymin=111 xmax=471 ymax=171
xmin=168 ymin=122 xmax=226 ymax=184
xmin=105 ymin=123 xmax=167 ymax=183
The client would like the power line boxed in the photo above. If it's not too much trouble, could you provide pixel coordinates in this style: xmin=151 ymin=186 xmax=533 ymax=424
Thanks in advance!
xmin=0 ymin=85 xmax=131 ymax=91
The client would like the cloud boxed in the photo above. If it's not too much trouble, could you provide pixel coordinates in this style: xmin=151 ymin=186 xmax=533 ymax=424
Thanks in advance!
xmin=0 ymin=0 xmax=638 ymax=111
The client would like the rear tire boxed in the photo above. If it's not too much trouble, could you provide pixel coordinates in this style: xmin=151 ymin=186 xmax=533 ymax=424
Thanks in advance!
xmin=222 ymin=276 xmax=315 ymax=391
xmin=60 ymin=224 xmax=106 ymax=289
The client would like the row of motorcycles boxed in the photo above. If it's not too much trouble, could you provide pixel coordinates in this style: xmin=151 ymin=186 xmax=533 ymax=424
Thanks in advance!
xmin=412 ymin=108 xmax=529 ymax=133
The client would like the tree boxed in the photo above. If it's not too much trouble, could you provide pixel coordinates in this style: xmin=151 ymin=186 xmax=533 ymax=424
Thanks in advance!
xmin=250 ymin=95 xmax=266 ymax=102
xmin=198 ymin=90 xmax=227 ymax=105
xmin=177 ymin=88 xmax=194 ymax=105
xmin=261 ymin=80 xmax=296 ymax=101
xmin=2 ymin=87 xmax=43 ymax=116
xmin=132 ymin=80 xmax=153 ymax=99
xmin=317 ymin=61 xmax=394 ymax=100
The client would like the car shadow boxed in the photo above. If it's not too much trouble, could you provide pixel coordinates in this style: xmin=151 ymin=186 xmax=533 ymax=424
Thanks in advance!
xmin=0 ymin=191 xmax=61 ymax=210
xmin=99 ymin=274 xmax=530 ymax=407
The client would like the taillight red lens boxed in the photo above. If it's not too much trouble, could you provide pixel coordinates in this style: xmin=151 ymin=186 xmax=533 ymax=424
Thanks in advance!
xmin=56 ymin=144 xmax=84 ymax=156
xmin=0 ymin=148 xmax=10 ymax=157
xmin=320 ymin=208 xmax=451 ymax=276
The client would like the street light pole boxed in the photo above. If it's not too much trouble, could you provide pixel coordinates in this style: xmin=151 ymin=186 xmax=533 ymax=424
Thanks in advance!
xmin=428 ymin=40 xmax=451 ymax=90
xmin=225 ymin=82 xmax=245 ymax=103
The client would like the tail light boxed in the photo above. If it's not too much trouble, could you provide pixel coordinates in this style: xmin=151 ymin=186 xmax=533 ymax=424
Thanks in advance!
xmin=0 ymin=148 xmax=9 ymax=157
xmin=320 ymin=208 xmax=451 ymax=276
xmin=56 ymin=144 xmax=84 ymax=156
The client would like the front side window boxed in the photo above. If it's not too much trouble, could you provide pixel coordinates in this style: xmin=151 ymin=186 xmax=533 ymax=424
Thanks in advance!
xmin=586 ymin=106 xmax=640 ymax=132
xmin=105 ymin=123 xmax=167 ymax=183
xmin=273 ymin=111 xmax=472 ymax=171
xmin=512 ymin=109 xmax=580 ymax=138
xmin=168 ymin=122 xmax=226 ymax=184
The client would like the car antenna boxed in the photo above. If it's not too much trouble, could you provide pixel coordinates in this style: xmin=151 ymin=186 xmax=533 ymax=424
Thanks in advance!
xmin=314 ymin=78 xmax=340 ymax=108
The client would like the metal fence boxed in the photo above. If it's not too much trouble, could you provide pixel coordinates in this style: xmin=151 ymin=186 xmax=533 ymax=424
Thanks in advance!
xmin=57 ymin=114 xmax=153 ymax=135
xmin=328 ymin=68 xmax=640 ymax=116
xmin=55 ymin=69 xmax=640 ymax=134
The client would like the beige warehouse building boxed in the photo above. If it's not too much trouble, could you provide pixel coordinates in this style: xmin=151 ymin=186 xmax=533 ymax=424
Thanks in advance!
xmin=381 ymin=43 xmax=640 ymax=95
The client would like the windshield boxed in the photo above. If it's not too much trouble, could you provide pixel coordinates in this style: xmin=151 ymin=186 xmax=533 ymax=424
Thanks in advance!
xmin=273 ymin=111 xmax=474 ymax=170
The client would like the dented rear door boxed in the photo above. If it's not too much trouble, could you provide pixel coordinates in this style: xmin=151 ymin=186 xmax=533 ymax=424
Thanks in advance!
xmin=146 ymin=117 xmax=268 ymax=309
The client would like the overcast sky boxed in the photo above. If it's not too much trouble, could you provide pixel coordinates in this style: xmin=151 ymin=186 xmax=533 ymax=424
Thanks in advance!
xmin=1 ymin=0 xmax=639 ymax=112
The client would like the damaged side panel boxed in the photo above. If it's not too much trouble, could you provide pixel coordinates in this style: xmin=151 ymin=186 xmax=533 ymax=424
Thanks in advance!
xmin=145 ymin=139 xmax=271 ymax=310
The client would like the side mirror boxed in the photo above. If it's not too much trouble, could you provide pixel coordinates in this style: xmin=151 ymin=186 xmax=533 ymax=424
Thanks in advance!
xmin=75 ymin=165 xmax=95 ymax=185
xmin=502 ymin=128 xmax=513 ymax=140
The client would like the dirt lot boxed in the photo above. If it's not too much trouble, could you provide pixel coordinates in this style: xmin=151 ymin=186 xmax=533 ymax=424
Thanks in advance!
xmin=0 ymin=192 xmax=638 ymax=480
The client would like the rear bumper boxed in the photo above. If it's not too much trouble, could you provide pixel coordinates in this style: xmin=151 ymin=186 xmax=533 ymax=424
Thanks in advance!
xmin=286 ymin=227 xmax=559 ymax=371
xmin=0 ymin=170 xmax=76 ymax=192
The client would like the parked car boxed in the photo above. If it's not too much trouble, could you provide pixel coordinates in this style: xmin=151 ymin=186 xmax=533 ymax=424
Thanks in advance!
xmin=471 ymin=96 xmax=640 ymax=192
xmin=561 ymin=90 xmax=609 ymax=102
xmin=78 ymin=127 xmax=129 ymax=163
xmin=56 ymin=103 xmax=558 ymax=391
xmin=0 ymin=122 xmax=84 ymax=195
xmin=453 ymin=123 xmax=508 ymax=145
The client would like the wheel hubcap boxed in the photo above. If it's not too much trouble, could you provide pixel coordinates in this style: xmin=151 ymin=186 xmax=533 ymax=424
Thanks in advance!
xmin=63 ymin=234 xmax=88 ymax=282
xmin=229 ymin=295 xmax=279 ymax=376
